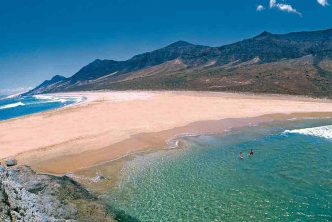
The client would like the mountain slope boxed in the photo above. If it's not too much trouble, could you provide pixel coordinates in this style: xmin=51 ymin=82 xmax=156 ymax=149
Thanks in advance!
xmin=26 ymin=28 xmax=332 ymax=97
xmin=28 ymin=75 xmax=67 ymax=95
xmin=70 ymin=41 xmax=214 ymax=82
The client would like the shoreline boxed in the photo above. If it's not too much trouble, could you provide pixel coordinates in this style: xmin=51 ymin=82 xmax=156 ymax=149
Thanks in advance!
xmin=15 ymin=112 xmax=332 ymax=175
xmin=1 ymin=90 xmax=331 ymax=124
xmin=0 ymin=91 xmax=332 ymax=176
xmin=71 ymin=113 xmax=332 ymax=194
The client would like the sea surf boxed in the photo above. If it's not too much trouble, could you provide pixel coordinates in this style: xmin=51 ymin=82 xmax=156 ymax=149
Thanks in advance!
xmin=0 ymin=94 xmax=84 ymax=121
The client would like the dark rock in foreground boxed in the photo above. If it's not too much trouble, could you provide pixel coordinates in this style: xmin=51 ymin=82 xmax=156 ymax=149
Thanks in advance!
xmin=5 ymin=159 xmax=17 ymax=167
xmin=0 ymin=166 xmax=113 ymax=221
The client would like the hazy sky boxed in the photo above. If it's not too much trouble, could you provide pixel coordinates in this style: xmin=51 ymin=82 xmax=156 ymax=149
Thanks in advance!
xmin=0 ymin=0 xmax=331 ymax=94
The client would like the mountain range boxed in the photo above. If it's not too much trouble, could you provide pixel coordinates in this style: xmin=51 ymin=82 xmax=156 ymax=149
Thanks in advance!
xmin=26 ymin=28 xmax=332 ymax=97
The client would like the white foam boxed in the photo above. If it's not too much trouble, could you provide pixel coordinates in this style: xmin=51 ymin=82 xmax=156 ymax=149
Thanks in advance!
xmin=33 ymin=95 xmax=84 ymax=104
xmin=0 ymin=102 xmax=25 ymax=110
xmin=34 ymin=95 xmax=66 ymax=103
xmin=283 ymin=125 xmax=332 ymax=140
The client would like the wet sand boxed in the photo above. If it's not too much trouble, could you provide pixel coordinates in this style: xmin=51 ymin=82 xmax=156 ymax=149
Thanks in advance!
xmin=0 ymin=91 xmax=331 ymax=175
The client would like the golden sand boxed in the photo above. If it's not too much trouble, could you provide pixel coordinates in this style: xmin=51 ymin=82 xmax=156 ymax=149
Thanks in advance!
xmin=0 ymin=91 xmax=331 ymax=174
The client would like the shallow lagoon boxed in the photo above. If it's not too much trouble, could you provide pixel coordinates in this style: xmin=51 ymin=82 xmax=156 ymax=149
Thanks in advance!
xmin=108 ymin=118 xmax=332 ymax=221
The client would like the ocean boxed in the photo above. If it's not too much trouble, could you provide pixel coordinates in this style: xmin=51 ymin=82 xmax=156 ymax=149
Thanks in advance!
xmin=0 ymin=95 xmax=84 ymax=121
xmin=108 ymin=118 xmax=332 ymax=221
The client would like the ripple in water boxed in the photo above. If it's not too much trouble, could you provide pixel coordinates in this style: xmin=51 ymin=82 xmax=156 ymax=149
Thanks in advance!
xmin=108 ymin=119 xmax=332 ymax=221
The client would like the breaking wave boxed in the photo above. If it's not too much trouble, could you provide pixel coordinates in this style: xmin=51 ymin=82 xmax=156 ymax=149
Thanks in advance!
xmin=283 ymin=125 xmax=332 ymax=140
xmin=33 ymin=95 xmax=84 ymax=104
xmin=0 ymin=95 xmax=85 ymax=120
xmin=0 ymin=95 xmax=84 ymax=111
xmin=0 ymin=102 xmax=25 ymax=110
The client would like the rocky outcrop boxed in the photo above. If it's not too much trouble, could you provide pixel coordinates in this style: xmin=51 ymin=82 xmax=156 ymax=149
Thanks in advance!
xmin=0 ymin=166 xmax=112 ymax=221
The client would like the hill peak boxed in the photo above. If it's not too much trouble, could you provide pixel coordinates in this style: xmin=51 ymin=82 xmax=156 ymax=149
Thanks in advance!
xmin=167 ymin=40 xmax=193 ymax=47
xmin=50 ymin=75 xmax=66 ymax=82
xmin=255 ymin=31 xmax=273 ymax=38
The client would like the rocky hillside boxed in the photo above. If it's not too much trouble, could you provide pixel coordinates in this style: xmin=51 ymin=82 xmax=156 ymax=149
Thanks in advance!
xmin=26 ymin=28 xmax=332 ymax=97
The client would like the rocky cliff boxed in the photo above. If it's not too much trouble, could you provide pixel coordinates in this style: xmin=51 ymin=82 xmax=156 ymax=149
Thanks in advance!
xmin=0 ymin=166 xmax=112 ymax=221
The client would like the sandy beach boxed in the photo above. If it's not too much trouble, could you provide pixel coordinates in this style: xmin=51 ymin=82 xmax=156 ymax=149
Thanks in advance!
xmin=0 ymin=91 xmax=332 ymax=174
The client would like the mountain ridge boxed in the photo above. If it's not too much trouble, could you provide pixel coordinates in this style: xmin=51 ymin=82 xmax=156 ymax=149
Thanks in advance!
xmin=26 ymin=28 xmax=332 ymax=97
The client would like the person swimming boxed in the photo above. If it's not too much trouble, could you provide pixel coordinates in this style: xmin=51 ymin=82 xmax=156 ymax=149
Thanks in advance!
xmin=239 ymin=152 xmax=244 ymax=159
xmin=249 ymin=149 xmax=254 ymax=157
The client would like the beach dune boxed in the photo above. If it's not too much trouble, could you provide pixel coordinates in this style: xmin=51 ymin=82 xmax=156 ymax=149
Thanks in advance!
xmin=0 ymin=91 xmax=331 ymax=174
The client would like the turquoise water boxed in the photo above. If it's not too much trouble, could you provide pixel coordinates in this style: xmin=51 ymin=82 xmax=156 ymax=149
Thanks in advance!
xmin=0 ymin=95 xmax=84 ymax=121
xmin=108 ymin=119 xmax=332 ymax=221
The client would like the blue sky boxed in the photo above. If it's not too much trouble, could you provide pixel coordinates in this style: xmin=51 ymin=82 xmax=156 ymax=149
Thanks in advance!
xmin=0 ymin=0 xmax=331 ymax=94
